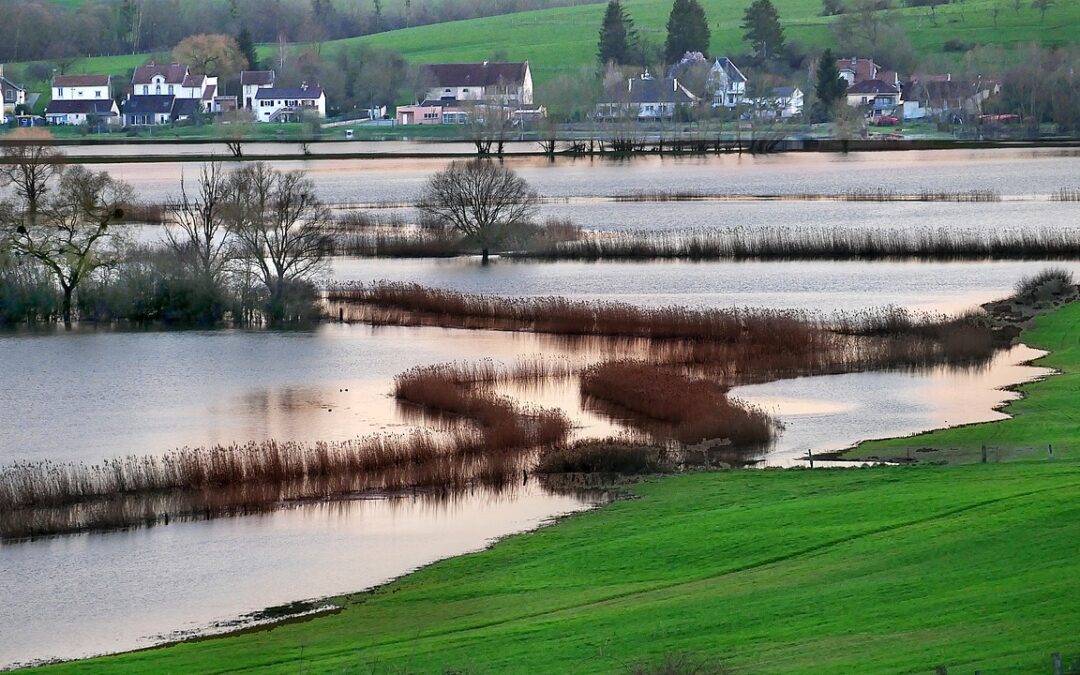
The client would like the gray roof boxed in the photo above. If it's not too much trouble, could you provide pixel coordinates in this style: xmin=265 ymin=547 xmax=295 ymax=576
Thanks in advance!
xmin=426 ymin=62 xmax=529 ymax=88
xmin=601 ymin=77 xmax=697 ymax=105
xmin=46 ymin=100 xmax=118 ymax=115
xmin=712 ymin=57 xmax=747 ymax=84
xmin=123 ymin=95 xmax=175 ymax=114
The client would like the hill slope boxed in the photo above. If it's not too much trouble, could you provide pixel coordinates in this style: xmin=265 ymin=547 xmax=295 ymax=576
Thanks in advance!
xmin=40 ymin=0 xmax=1080 ymax=86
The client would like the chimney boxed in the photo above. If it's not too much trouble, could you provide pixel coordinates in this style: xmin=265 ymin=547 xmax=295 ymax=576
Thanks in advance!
xmin=0 ymin=64 xmax=4 ymax=78
xmin=673 ymin=78 xmax=678 ymax=92
xmin=628 ymin=78 xmax=633 ymax=92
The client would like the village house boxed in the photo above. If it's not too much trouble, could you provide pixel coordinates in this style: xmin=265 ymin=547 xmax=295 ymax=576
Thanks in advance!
xmin=596 ymin=70 xmax=699 ymax=121
xmin=709 ymin=57 xmax=748 ymax=109
xmin=836 ymin=57 xmax=900 ymax=88
xmin=845 ymin=79 xmax=902 ymax=116
xmin=254 ymin=83 xmax=326 ymax=123
xmin=45 ymin=74 xmax=119 ymax=126
xmin=423 ymin=61 xmax=534 ymax=106
xmin=1 ymin=65 xmax=27 ymax=122
xmin=241 ymin=70 xmax=275 ymax=111
xmin=750 ymin=86 xmax=804 ymax=119
xmin=901 ymin=74 xmax=999 ymax=120
xmin=122 ymin=62 xmax=217 ymax=125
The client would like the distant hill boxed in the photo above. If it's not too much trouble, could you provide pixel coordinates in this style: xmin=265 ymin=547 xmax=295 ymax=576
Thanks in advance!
xmin=20 ymin=0 xmax=1080 ymax=88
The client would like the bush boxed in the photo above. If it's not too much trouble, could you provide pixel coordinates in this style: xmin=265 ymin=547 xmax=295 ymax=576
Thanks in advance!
xmin=943 ymin=39 xmax=974 ymax=53
xmin=535 ymin=439 xmax=671 ymax=475
xmin=1014 ymin=268 xmax=1075 ymax=300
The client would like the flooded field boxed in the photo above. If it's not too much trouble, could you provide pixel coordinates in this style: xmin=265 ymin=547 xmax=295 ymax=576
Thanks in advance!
xmin=1 ymin=147 xmax=1076 ymax=668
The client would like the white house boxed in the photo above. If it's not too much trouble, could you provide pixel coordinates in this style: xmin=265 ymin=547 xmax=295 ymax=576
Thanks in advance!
xmin=123 ymin=62 xmax=217 ymax=125
xmin=1 ymin=64 xmax=27 ymax=122
xmin=241 ymin=70 xmax=275 ymax=111
xmin=596 ymin=71 xmax=699 ymax=121
xmin=845 ymin=79 xmax=901 ymax=115
xmin=46 ymin=74 xmax=119 ymax=126
xmin=254 ymin=84 xmax=326 ymax=123
xmin=423 ymin=62 xmax=533 ymax=106
xmin=709 ymin=57 xmax=748 ymax=108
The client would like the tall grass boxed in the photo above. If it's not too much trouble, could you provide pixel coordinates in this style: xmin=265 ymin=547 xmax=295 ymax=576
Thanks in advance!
xmin=607 ymin=189 xmax=1002 ymax=203
xmin=580 ymin=361 xmax=774 ymax=447
xmin=327 ymin=282 xmax=823 ymax=346
xmin=1014 ymin=267 xmax=1075 ymax=298
xmin=516 ymin=226 xmax=1080 ymax=262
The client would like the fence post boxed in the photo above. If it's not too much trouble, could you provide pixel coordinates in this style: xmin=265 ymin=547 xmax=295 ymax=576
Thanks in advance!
xmin=807 ymin=449 xmax=814 ymax=469
xmin=981 ymin=445 xmax=988 ymax=463
xmin=1049 ymin=443 xmax=1053 ymax=458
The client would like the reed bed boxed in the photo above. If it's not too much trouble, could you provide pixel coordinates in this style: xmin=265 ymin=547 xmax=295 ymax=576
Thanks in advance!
xmin=606 ymin=189 xmax=1001 ymax=203
xmin=328 ymin=282 xmax=823 ymax=347
xmin=0 ymin=453 xmax=527 ymax=540
xmin=516 ymin=226 xmax=1080 ymax=262
xmin=393 ymin=364 xmax=572 ymax=453
xmin=1015 ymin=267 xmax=1075 ymax=298
xmin=535 ymin=438 xmax=672 ymax=475
xmin=580 ymin=361 xmax=774 ymax=447
xmin=1051 ymin=187 xmax=1080 ymax=202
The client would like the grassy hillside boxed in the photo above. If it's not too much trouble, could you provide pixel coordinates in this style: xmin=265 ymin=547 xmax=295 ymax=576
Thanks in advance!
xmin=849 ymin=299 xmax=1080 ymax=464
xmin=40 ymin=0 xmax=1080 ymax=87
xmin=31 ymin=298 xmax=1080 ymax=674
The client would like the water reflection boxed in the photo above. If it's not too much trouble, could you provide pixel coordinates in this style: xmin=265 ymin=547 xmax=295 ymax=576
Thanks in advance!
xmin=734 ymin=344 xmax=1050 ymax=465
xmin=0 ymin=482 xmax=604 ymax=669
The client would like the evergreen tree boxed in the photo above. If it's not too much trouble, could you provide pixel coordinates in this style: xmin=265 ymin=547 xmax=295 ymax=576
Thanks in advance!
xmin=237 ymin=27 xmax=258 ymax=70
xmin=813 ymin=49 xmax=849 ymax=122
xmin=664 ymin=0 xmax=710 ymax=64
xmin=597 ymin=1 xmax=639 ymax=66
xmin=741 ymin=0 xmax=785 ymax=62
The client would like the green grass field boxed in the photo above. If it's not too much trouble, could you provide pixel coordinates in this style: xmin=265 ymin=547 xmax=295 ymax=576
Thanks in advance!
xmin=850 ymin=299 xmax=1080 ymax=464
xmin=29 ymin=0 xmax=1080 ymax=88
xmin=32 ymin=302 xmax=1080 ymax=674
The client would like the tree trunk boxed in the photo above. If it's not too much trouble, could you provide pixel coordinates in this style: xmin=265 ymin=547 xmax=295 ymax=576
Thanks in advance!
xmin=61 ymin=286 xmax=74 ymax=327
xmin=481 ymin=248 xmax=490 ymax=265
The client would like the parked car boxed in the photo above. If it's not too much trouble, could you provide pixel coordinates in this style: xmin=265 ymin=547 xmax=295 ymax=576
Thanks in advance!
xmin=871 ymin=116 xmax=899 ymax=126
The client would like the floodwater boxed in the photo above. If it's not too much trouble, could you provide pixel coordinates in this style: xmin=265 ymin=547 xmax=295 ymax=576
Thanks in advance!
xmin=1 ymin=146 xmax=1076 ymax=667
xmin=89 ymin=147 xmax=1080 ymax=203
xmin=0 ymin=483 xmax=602 ymax=668
xmin=333 ymin=257 xmax=1080 ymax=314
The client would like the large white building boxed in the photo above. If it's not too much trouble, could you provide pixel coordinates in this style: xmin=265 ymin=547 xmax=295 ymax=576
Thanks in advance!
xmin=254 ymin=84 xmax=326 ymax=123
xmin=423 ymin=62 xmax=533 ymax=106
xmin=45 ymin=74 xmax=119 ymax=126
xmin=123 ymin=62 xmax=217 ymax=125
xmin=241 ymin=70 xmax=275 ymax=112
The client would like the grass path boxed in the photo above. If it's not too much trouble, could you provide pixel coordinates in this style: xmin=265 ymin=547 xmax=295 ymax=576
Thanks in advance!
xmin=850 ymin=299 xmax=1080 ymax=463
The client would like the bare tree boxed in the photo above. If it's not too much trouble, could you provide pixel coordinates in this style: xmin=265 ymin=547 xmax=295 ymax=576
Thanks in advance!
xmin=2 ymin=166 xmax=132 ymax=324
xmin=224 ymin=163 xmax=332 ymax=321
xmin=1031 ymin=0 xmax=1055 ymax=22
xmin=0 ymin=129 xmax=67 ymax=227
xmin=165 ymin=163 xmax=234 ymax=291
xmin=418 ymin=160 xmax=539 ymax=265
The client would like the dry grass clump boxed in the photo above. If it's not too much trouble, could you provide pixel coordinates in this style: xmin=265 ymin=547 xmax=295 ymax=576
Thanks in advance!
xmin=535 ymin=439 xmax=671 ymax=475
xmin=393 ymin=364 xmax=572 ymax=453
xmin=515 ymin=226 xmax=1080 ymax=262
xmin=580 ymin=361 xmax=774 ymax=447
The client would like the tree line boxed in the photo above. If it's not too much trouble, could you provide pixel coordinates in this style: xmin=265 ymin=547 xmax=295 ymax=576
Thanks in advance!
xmin=0 ymin=134 xmax=333 ymax=326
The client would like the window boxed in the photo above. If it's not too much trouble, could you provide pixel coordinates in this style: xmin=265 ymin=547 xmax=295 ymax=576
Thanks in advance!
xmin=58 ymin=87 xmax=64 ymax=97
xmin=143 ymin=85 xmax=149 ymax=95
xmin=95 ymin=90 xmax=102 ymax=98
xmin=168 ymin=85 xmax=174 ymax=95
xmin=155 ymin=84 xmax=161 ymax=94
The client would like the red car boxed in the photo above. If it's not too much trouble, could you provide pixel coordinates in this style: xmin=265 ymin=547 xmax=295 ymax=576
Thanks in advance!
xmin=872 ymin=116 xmax=900 ymax=126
